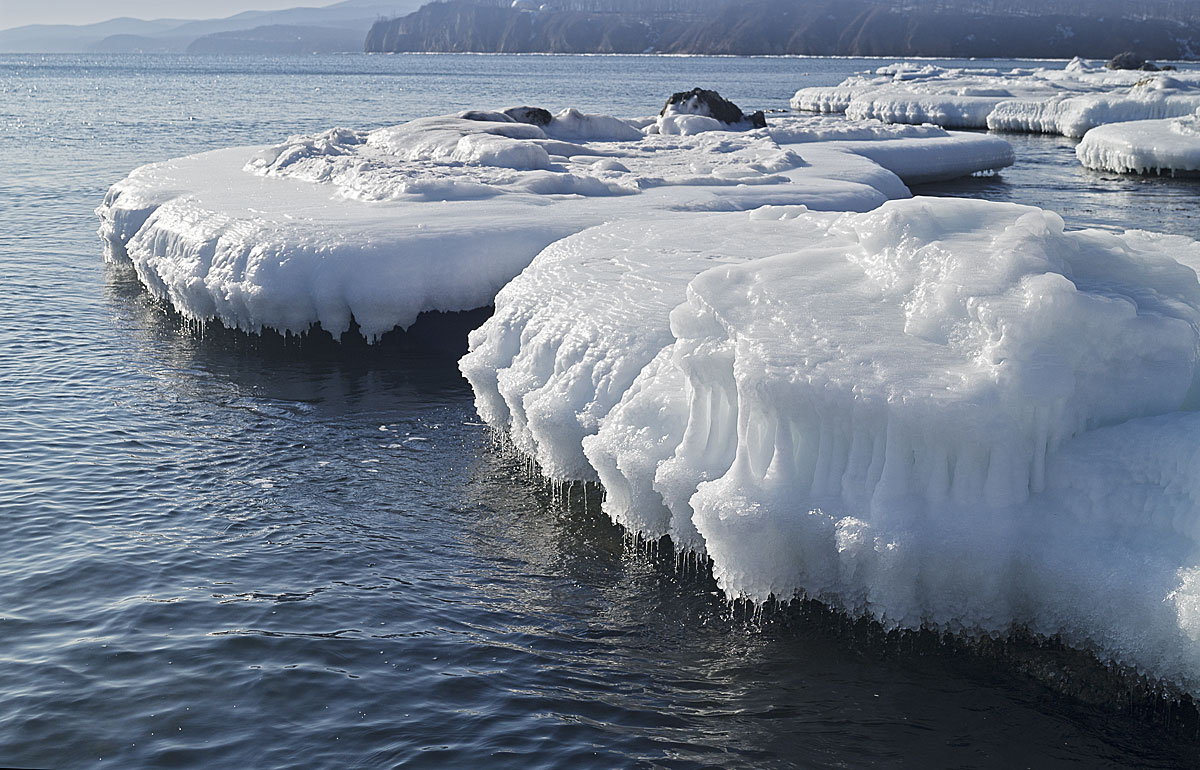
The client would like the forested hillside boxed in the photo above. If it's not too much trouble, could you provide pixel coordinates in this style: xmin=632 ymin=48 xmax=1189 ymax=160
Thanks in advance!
xmin=365 ymin=0 xmax=1200 ymax=57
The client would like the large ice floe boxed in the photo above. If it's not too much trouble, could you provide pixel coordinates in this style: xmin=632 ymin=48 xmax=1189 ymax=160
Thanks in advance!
xmin=791 ymin=58 xmax=1200 ymax=138
xmin=1076 ymin=108 xmax=1200 ymax=175
xmin=97 ymin=106 xmax=1011 ymax=339
xmin=461 ymin=196 xmax=1200 ymax=692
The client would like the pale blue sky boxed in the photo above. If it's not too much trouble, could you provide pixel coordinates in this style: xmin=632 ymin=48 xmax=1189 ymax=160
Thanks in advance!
xmin=0 ymin=0 xmax=337 ymax=29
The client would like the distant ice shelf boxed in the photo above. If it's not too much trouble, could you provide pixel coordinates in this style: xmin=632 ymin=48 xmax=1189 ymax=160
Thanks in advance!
xmin=97 ymin=107 xmax=1012 ymax=340
xmin=461 ymin=196 xmax=1200 ymax=694
xmin=791 ymin=59 xmax=1200 ymax=138
xmin=1076 ymin=108 xmax=1200 ymax=175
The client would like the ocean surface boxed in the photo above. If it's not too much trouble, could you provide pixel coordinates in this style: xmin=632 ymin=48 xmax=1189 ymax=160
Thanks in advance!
xmin=2 ymin=53 xmax=1200 ymax=769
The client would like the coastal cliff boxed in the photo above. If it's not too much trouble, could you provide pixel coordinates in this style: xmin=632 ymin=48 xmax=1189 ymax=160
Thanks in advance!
xmin=365 ymin=0 xmax=1200 ymax=59
xmin=365 ymin=3 xmax=670 ymax=53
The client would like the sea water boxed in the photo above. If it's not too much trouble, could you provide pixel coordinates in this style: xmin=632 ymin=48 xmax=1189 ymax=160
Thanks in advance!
xmin=2 ymin=53 xmax=1199 ymax=769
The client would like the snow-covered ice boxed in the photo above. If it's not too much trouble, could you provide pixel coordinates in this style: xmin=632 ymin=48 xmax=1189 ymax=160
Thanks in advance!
xmin=462 ymin=196 xmax=1200 ymax=692
xmin=791 ymin=59 xmax=1200 ymax=137
xmin=97 ymin=108 xmax=1011 ymax=339
xmin=1076 ymin=108 xmax=1200 ymax=175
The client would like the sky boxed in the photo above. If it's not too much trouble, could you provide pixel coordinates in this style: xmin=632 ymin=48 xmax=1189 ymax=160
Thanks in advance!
xmin=0 ymin=0 xmax=338 ymax=29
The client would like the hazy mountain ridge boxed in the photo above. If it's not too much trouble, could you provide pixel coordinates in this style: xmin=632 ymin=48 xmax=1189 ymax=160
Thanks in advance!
xmin=186 ymin=24 xmax=369 ymax=54
xmin=0 ymin=17 xmax=187 ymax=53
xmin=0 ymin=0 xmax=424 ymax=53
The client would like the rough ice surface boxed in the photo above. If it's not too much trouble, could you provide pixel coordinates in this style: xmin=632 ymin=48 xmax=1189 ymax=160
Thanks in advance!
xmin=97 ymin=108 xmax=1011 ymax=339
xmin=1076 ymin=108 xmax=1200 ymax=175
xmin=461 ymin=196 xmax=1200 ymax=691
xmin=791 ymin=59 xmax=1200 ymax=137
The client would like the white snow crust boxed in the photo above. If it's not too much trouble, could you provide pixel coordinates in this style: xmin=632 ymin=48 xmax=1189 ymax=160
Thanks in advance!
xmin=461 ymin=196 xmax=1200 ymax=691
xmin=1076 ymin=108 xmax=1200 ymax=175
xmin=97 ymin=108 xmax=1012 ymax=339
xmin=791 ymin=59 xmax=1200 ymax=138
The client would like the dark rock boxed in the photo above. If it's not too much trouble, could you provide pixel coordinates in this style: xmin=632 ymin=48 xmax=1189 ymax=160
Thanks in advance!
xmin=460 ymin=110 xmax=515 ymax=122
xmin=661 ymin=88 xmax=766 ymax=128
xmin=503 ymin=106 xmax=554 ymax=126
xmin=458 ymin=107 xmax=554 ymax=126
xmin=1107 ymin=51 xmax=1147 ymax=69
xmin=1107 ymin=52 xmax=1165 ymax=70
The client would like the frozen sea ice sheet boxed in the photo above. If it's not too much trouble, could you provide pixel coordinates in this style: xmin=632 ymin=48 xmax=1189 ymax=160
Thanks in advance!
xmin=791 ymin=59 xmax=1200 ymax=137
xmin=97 ymin=108 xmax=1011 ymax=339
xmin=1076 ymin=108 xmax=1200 ymax=175
xmin=462 ymin=196 xmax=1200 ymax=691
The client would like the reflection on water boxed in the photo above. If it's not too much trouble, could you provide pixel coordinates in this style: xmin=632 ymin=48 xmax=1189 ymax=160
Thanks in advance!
xmin=1 ymin=248 xmax=1189 ymax=769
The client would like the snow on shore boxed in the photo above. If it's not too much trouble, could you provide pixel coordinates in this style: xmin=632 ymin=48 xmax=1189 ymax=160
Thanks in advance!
xmin=791 ymin=59 xmax=1200 ymax=137
xmin=461 ymin=196 xmax=1200 ymax=692
xmin=1076 ymin=108 xmax=1200 ymax=175
xmin=97 ymin=108 xmax=1011 ymax=339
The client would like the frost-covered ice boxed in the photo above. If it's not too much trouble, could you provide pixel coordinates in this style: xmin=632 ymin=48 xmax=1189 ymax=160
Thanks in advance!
xmin=97 ymin=108 xmax=1011 ymax=338
xmin=792 ymin=59 xmax=1200 ymax=137
xmin=1076 ymin=108 xmax=1200 ymax=175
xmin=462 ymin=196 xmax=1200 ymax=691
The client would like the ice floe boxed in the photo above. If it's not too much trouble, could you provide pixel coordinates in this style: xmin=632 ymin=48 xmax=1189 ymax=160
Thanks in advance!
xmin=792 ymin=59 xmax=1200 ymax=137
xmin=97 ymin=107 xmax=1011 ymax=339
xmin=1076 ymin=108 xmax=1200 ymax=175
xmin=462 ymin=196 xmax=1200 ymax=691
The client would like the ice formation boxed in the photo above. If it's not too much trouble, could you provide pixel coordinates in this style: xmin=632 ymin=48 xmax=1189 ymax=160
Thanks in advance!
xmin=791 ymin=59 xmax=1200 ymax=138
xmin=461 ymin=196 xmax=1200 ymax=691
xmin=1076 ymin=108 xmax=1200 ymax=175
xmin=97 ymin=108 xmax=1011 ymax=338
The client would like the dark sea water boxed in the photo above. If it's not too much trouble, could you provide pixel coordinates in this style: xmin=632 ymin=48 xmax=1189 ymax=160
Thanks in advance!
xmin=2 ymin=53 xmax=1200 ymax=769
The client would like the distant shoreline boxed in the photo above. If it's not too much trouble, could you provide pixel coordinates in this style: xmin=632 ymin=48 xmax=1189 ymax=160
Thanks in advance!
xmin=8 ymin=51 xmax=1199 ymax=65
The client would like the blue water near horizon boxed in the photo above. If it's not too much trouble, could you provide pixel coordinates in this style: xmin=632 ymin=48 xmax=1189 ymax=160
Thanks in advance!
xmin=3 ymin=53 xmax=1200 ymax=769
